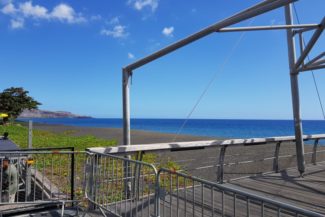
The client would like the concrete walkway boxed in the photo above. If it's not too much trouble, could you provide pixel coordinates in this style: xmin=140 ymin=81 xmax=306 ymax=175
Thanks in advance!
xmin=0 ymin=137 xmax=19 ymax=151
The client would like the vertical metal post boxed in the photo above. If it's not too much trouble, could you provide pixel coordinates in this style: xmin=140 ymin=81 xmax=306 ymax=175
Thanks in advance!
xmin=28 ymin=120 xmax=33 ymax=147
xmin=26 ymin=120 xmax=32 ymax=201
xmin=312 ymin=139 xmax=319 ymax=165
xmin=71 ymin=147 xmax=75 ymax=201
xmin=132 ymin=151 xmax=144 ymax=199
xmin=122 ymin=68 xmax=131 ymax=146
xmin=285 ymin=4 xmax=305 ymax=175
xmin=122 ymin=68 xmax=132 ymax=198
xmin=217 ymin=146 xmax=227 ymax=184
xmin=273 ymin=142 xmax=281 ymax=173
xmin=88 ymin=155 xmax=97 ymax=210
xmin=155 ymin=171 xmax=160 ymax=217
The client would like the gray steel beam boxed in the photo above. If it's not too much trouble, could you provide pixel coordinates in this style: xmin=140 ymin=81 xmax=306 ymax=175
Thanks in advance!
xmin=300 ymin=57 xmax=325 ymax=72
xmin=123 ymin=68 xmax=131 ymax=146
xmin=124 ymin=0 xmax=296 ymax=71
xmin=295 ymin=17 xmax=325 ymax=70
xmin=218 ymin=24 xmax=318 ymax=32
xmin=313 ymin=59 xmax=325 ymax=66
xmin=285 ymin=4 xmax=305 ymax=175
xmin=305 ymin=52 xmax=325 ymax=67
xmin=122 ymin=0 xmax=297 ymax=146
xmin=300 ymin=64 xmax=325 ymax=72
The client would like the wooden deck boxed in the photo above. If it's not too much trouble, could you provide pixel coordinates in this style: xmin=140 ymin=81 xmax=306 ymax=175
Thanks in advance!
xmin=228 ymin=162 xmax=325 ymax=215
xmin=104 ymin=163 xmax=325 ymax=217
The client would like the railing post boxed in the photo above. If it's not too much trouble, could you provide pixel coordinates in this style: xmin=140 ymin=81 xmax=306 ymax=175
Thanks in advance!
xmin=25 ymin=120 xmax=33 ymax=201
xmin=217 ymin=146 xmax=227 ymax=184
xmin=132 ymin=151 xmax=144 ymax=199
xmin=88 ymin=154 xmax=97 ymax=210
xmin=312 ymin=139 xmax=319 ymax=165
xmin=122 ymin=68 xmax=132 ymax=198
xmin=71 ymin=147 xmax=75 ymax=201
xmin=273 ymin=142 xmax=282 ymax=173
xmin=155 ymin=170 xmax=161 ymax=217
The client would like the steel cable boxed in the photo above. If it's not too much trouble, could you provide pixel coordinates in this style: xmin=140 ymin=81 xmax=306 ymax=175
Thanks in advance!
xmin=172 ymin=19 xmax=254 ymax=142
xmin=293 ymin=3 xmax=325 ymax=120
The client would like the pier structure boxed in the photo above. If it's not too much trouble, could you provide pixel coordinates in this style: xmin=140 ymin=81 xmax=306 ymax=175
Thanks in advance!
xmin=0 ymin=0 xmax=324 ymax=216
xmin=122 ymin=0 xmax=325 ymax=176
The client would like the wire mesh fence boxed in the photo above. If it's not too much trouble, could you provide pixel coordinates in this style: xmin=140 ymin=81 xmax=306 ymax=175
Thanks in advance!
xmin=84 ymin=151 xmax=159 ymax=217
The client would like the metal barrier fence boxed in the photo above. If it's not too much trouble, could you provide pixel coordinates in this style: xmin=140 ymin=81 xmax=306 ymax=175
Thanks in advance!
xmin=157 ymin=168 xmax=324 ymax=217
xmin=88 ymin=134 xmax=325 ymax=183
xmin=84 ymin=150 xmax=324 ymax=217
xmin=1 ymin=144 xmax=324 ymax=216
xmin=0 ymin=148 xmax=77 ymax=206
xmin=215 ymin=139 xmax=325 ymax=183
xmin=84 ymin=151 xmax=159 ymax=217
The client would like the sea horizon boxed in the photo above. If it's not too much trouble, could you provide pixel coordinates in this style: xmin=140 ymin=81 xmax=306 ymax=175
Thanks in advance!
xmin=18 ymin=117 xmax=325 ymax=139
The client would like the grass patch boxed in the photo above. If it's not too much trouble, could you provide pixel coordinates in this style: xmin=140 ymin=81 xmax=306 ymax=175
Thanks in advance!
xmin=0 ymin=123 xmax=186 ymax=204
xmin=0 ymin=123 xmax=117 ymax=150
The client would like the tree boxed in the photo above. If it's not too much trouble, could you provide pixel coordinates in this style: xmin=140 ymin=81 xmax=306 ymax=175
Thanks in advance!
xmin=0 ymin=87 xmax=41 ymax=119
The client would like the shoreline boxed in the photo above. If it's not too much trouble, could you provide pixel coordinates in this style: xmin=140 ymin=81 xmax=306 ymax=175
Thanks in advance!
xmin=24 ymin=122 xmax=219 ymax=145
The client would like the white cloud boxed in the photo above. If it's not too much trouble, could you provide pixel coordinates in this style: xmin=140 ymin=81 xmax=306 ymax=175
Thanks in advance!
xmin=1 ymin=2 xmax=16 ymax=14
xmin=51 ymin=3 xmax=85 ymax=23
xmin=10 ymin=18 xmax=24 ymax=29
xmin=101 ymin=25 xmax=128 ymax=38
xmin=129 ymin=0 xmax=158 ymax=12
xmin=19 ymin=1 xmax=48 ymax=18
xmin=128 ymin=52 xmax=135 ymax=59
xmin=1 ymin=1 xmax=86 ymax=28
xmin=162 ymin=26 xmax=174 ymax=37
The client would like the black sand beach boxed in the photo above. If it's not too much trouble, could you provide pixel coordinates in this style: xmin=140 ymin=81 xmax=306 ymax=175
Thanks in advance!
xmin=31 ymin=123 xmax=217 ymax=145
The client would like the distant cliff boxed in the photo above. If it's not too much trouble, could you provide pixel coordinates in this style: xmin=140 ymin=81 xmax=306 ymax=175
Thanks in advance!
xmin=19 ymin=109 xmax=92 ymax=118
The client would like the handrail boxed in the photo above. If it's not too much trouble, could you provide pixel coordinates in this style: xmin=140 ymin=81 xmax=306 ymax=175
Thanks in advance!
xmin=157 ymin=168 xmax=324 ymax=217
xmin=86 ymin=150 xmax=158 ymax=172
xmin=87 ymin=134 xmax=325 ymax=154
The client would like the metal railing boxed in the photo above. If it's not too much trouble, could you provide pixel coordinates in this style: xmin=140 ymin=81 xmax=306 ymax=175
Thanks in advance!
xmin=1 ymin=137 xmax=324 ymax=216
xmin=85 ymin=150 xmax=324 ymax=217
xmin=0 ymin=149 xmax=75 ymax=204
xmin=216 ymin=137 xmax=325 ymax=183
xmin=84 ymin=151 xmax=159 ymax=217
xmin=157 ymin=168 xmax=324 ymax=217
xmin=88 ymin=134 xmax=325 ymax=183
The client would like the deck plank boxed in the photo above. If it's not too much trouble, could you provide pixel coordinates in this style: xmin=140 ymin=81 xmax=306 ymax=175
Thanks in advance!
xmin=229 ymin=162 xmax=325 ymax=215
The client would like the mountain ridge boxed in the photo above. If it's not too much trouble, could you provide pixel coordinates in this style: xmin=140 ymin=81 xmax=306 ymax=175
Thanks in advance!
xmin=19 ymin=109 xmax=92 ymax=118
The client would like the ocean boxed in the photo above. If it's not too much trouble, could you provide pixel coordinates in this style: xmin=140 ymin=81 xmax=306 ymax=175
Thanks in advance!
xmin=18 ymin=118 xmax=325 ymax=139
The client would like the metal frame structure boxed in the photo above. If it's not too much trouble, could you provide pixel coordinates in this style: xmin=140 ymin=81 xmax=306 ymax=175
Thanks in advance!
xmin=122 ymin=0 xmax=325 ymax=175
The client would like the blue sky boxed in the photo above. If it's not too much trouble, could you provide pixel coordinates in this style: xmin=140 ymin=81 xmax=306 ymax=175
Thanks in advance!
xmin=0 ymin=0 xmax=324 ymax=119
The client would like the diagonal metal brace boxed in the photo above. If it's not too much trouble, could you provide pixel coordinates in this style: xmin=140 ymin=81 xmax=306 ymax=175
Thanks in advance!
xmin=304 ymin=52 xmax=325 ymax=67
xmin=295 ymin=17 xmax=325 ymax=70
